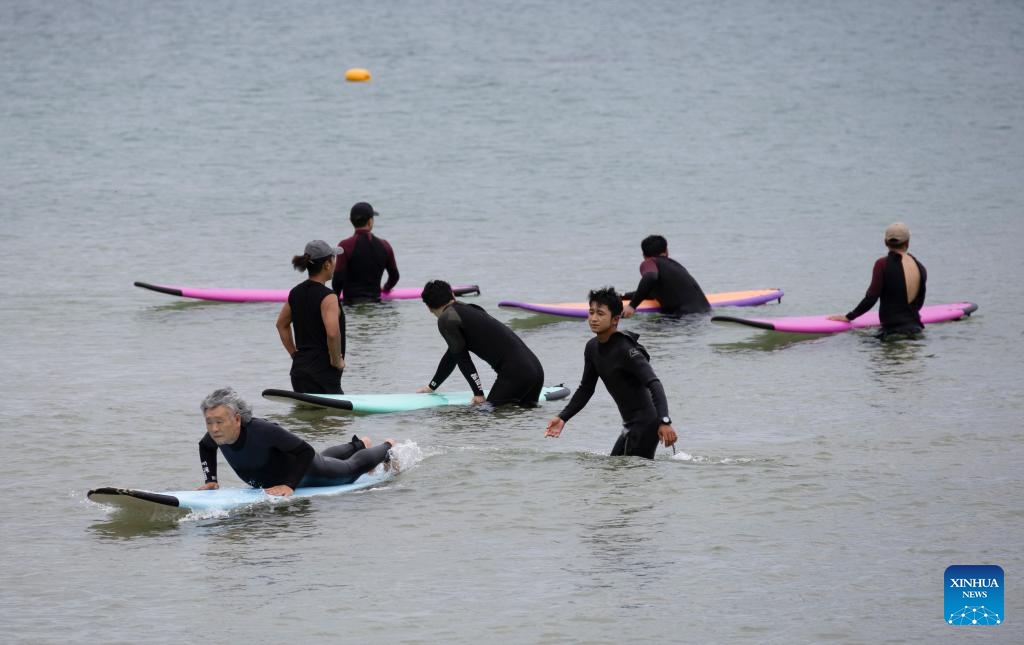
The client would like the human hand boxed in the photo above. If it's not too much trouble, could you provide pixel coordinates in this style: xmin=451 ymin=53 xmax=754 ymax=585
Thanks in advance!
xmin=826 ymin=314 xmax=849 ymax=322
xmin=622 ymin=305 xmax=636 ymax=318
xmin=417 ymin=385 xmax=435 ymax=394
xmin=545 ymin=417 xmax=565 ymax=438
xmin=196 ymin=481 xmax=220 ymax=491
xmin=264 ymin=485 xmax=294 ymax=497
xmin=471 ymin=395 xmax=486 ymax=404
xmin=658 ymin=424 xmax=677 ymax=448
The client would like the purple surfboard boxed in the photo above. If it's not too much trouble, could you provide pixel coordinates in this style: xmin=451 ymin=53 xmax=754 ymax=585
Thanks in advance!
xmin=134 ymin=281 xmax=480 ymax=303
xmin=498 ymin=288 xmax=784 ymax=318
xmin=711 ymin=302 xmax=977 ymax=334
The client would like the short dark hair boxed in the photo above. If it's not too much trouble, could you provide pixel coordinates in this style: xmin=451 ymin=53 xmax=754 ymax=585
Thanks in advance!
xmin=641 ymin=235 xmax=668 ymax=257
xmin=588 ymin=286 xmax=623 ymax=317
xmin=422 ymin=280 xmax=454 ymax=309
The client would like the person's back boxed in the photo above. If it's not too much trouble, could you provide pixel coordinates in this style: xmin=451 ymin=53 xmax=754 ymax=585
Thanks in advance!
xmin=625 ymin=234 xmax=710 ymax=317
xmin=830 ymin=222 xmax=927 ymax=336
xmin=644 ymin=255 xmax=711 ymax=315
xmin=332 ymin=201 xmax=399 ymax=304
xmin=439 ymin=301 xmax=533 ymax=371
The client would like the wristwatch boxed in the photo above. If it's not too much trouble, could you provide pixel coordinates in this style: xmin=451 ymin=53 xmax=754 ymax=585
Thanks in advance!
xmin=661 ymin=416 xmax=672 ymax=425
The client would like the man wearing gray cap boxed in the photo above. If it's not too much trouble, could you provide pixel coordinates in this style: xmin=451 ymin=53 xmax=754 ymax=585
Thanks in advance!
xmin=829 ymin=222 xmax=928 ymax=339
xmin=276 ymin=240 xmax=346 ymax=393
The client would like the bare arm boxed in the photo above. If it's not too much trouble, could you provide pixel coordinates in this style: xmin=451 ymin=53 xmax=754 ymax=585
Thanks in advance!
xmin=275 ymin=303 xmax=297 ymax=357
xmin=321 ymin=294 xmax=344 ymax=370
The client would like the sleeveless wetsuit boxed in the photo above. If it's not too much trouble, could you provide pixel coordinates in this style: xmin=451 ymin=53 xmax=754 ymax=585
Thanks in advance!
xmin=288 ymin=279 xmax=344 ymax=394
xmin=332 ymin=229 xmax=399 ymax=304
xmin=627 ymin=256 xmax=711 ymax=315
xmin=846 ymin=251 xmax=927 ymax=337
xmin=199 ymin=418 xmax=391 ymax=489
xmin=557 ymin=330 xmax=671 ymax=459
xmin=429 ymin=302 xmax=545 ymax=406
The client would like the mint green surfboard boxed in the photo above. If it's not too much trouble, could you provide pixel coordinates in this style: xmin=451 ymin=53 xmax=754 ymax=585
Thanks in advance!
xmin=261 ymin=386 xmax=570 ymax=414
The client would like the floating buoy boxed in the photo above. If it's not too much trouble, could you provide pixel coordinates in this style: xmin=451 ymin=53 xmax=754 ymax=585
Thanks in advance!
xmin=345 ymin=68 xmax=371 ymax=82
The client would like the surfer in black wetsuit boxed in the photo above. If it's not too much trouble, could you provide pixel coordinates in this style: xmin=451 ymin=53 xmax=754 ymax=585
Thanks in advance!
xmin=276 ymin=240 xmax=347 ymax=394
xmin=196 ymin=388 xmax=396 ymax=496
xmin=828 ymin=222 xmax=927 ymax=339
xmin=331 ymin=201 xmax=400 ymax=305
xmin=545 ymin=287 xmax=678 ymax=459
xmin=623 ymin=235 xmax=710 ymax=317
xmin=418 ymin=279 xmax=545 ymax=407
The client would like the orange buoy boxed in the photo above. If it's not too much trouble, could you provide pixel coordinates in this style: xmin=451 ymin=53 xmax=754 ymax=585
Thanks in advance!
xmin=345 ymin=68 xmax=371 ymax=82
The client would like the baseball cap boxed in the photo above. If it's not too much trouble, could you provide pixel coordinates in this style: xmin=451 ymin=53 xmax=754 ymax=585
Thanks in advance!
xmin=884 ymin=222 xmax=910 ymax=245
xmin=304 ymin=239 xmax=342 ymax=260
xmin=350 ymin=201 xmax=379 ymax=226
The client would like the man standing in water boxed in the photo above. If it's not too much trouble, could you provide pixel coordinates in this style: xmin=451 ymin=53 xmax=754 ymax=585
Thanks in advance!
xmin=623 ymin=234 xmax=710 ymax=317
xmin=197 ymin=388 xmax=396 ymax=496
xmin=418 ymin=279 xmax=545 ymax=407
xmin=332 ymin=201 xmax=400 ymax=305
xmin=828 ymin=222 xmax=927 ymax=339
xmin=545 ymin=287 xmax=678 ymax=459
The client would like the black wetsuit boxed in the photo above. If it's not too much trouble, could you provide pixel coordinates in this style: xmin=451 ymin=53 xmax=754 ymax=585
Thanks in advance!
xmin=332 ymin=229 xmax=399 ymax=304
xmin=199 ymin=417 xmax=391 ymax=489
xmin=428 ymin=302 xmax=545 ymax=406
xmin=557 ymin=330 xmax=671 ymax=459
xmin=288 ymin=279 xmax=344 ymax=394
xmin=846 ymin=251 xmax=927 ymax=337
xmin=627 ymin=256 xmax=711 ymax=315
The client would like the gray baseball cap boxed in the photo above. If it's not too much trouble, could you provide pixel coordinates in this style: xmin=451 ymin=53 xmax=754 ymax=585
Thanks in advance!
xmin=304 ymin=239 xmax=342 ymax=260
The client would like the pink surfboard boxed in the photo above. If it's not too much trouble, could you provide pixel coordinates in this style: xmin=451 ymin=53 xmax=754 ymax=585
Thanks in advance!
xmin=711 ymin=302 xmax=977 ymax=334
xmin=498 ymin=288 xmax=784 ymax=318
xmin=134 ymin=281 xmax=480 ymax=303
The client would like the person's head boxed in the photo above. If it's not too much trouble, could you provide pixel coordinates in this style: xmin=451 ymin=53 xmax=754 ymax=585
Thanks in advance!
xmin=291 ymin=239 xmax=340 ymax=275
xmin=200 ymin=387 xmax=253 ymax=445
xmin=587 ymin=286 xmax=623 ymax=336
xmin=350 ymin=201 xmax=378 ymax=228
xmin=422 ymin=280 xmax=455 ymax=314
xmin=641 ymin=235 xmax=668 ymax=258
xmin=884 ymin=222 xmax=910 ymax=250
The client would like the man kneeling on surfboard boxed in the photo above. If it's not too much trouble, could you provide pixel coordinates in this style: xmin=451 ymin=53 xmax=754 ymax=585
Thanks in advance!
xmin=418 ymin=279 xmax=545 ymax=407
xmin=197 ymin=387 xmax=397 ymax=496
xmin=545 ymin=287 xmax=678 ymax=459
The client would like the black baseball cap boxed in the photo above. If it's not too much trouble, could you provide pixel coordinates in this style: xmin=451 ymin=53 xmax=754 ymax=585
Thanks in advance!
xmin=350 ymin=202 xmax=379 ymax=226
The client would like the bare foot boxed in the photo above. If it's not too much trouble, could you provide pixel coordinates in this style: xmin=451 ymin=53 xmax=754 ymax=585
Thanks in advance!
xmin=360 ymin=436 xmax=372 ymax=449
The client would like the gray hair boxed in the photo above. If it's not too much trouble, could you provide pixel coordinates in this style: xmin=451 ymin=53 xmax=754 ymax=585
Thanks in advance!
xmin=200 ymin=387 xmax=253 ymax=423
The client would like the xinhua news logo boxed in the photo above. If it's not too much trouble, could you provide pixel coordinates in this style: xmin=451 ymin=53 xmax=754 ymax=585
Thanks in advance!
xmin=945 ymin=565 xmax=1003 ymax=626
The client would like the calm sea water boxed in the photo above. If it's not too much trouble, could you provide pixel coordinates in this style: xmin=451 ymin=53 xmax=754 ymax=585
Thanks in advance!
xmin=2 ymin=1 xmax=1023 ymax=643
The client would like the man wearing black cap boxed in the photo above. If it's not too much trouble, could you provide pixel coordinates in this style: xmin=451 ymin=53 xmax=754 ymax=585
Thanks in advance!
xmin=828 ymin=222 xmax=928 ymax=339
xmin=331 ymin=201 xmax=400 ymax=305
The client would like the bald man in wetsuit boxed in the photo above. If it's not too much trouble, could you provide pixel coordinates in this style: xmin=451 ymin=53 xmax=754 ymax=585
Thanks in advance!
xmin=196 ymin=388 xmax=396 ymax=496
xmin=418 ymin=279 xmax=545 ymax=407
xmin=545 ymin=287 xmax=678 ymax=459
xmin=828 ymin=222 xmax=927 ymax=339
xmin=623 ymin=234 xmax=710 ymax=318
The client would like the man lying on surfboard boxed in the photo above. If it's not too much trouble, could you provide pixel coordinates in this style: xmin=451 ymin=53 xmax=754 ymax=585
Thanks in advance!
xmin=197 ymin=387 xmax=397 ymax=496
xmin=827 ymin=222 xmax=928 ymax=340
xmin=545 ymin=287 xmax=678 ymax=459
